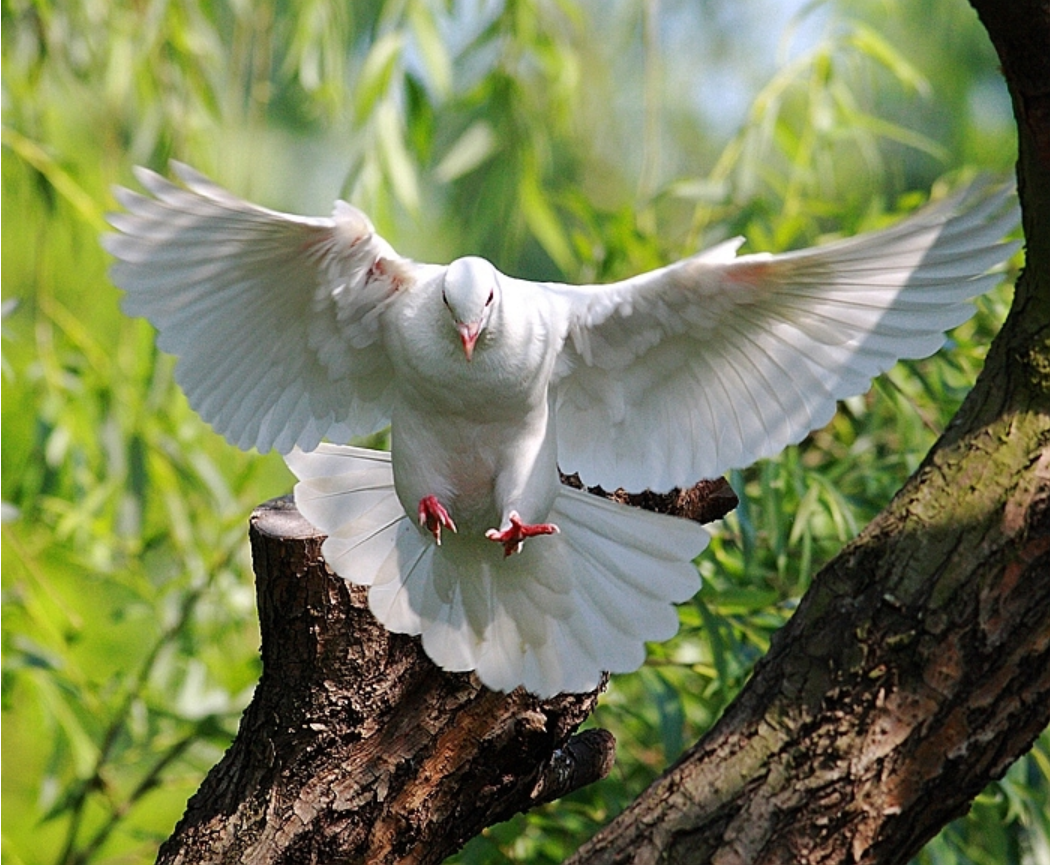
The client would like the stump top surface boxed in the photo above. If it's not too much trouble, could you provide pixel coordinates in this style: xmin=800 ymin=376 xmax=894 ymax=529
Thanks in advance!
xmin=251 ymin=495 xmax=323 ymax=539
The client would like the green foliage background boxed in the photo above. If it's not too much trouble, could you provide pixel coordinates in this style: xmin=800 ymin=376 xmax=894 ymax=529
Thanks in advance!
xmin=2 ymin=1 xmax=1046 ymax=863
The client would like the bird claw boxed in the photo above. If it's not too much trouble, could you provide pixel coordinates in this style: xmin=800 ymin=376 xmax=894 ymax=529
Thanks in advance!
xmin=418 ymin=495 xmax=457 ymax=545
xmin=486 ymin=511 xmax=560 ymax=557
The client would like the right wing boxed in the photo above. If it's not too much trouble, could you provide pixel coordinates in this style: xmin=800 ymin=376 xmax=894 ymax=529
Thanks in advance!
xmin=104 ymin=162 xmax=439 ymax=453
xmin=547 ymin=181 xmax=1019 ymax=492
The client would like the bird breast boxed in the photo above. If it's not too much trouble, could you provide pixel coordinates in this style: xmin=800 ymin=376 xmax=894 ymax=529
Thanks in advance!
xmin=385 ymin=285 xmax=556 ymax=421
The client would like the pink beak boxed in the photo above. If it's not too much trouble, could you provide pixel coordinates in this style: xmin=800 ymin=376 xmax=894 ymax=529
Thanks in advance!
xmin=457 ymin=322 xmax=481 ymax=361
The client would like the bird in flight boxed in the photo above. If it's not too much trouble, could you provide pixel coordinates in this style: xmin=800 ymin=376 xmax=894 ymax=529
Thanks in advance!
xmin=105 ymin=163 xmax=1018 ymax=697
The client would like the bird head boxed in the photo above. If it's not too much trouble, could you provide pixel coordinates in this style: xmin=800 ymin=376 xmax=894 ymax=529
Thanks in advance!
xmin=441 ymin=257 xmax=499 ymax=361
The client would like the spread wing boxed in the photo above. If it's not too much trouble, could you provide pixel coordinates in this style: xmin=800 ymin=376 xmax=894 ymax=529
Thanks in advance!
xmin=549 ymin=181 xmax=1020 ymax=492
xmin=104 ymin=163 xmax=439 ymax=453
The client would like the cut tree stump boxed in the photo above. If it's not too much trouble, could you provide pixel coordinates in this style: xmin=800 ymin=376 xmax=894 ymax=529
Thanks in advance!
xmin=155 ymin=479 xmax=737 ymax=865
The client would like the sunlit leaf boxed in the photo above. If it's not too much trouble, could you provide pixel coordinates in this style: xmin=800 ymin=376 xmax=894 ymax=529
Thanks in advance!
xmin=520 ymin=174 xmax=575 ymax=274
xmin=354 ymin=31 xmax=405 ymax=123
xmin=2 ymin=129 xmax=107 ymax=230
xmin=375 ymin=99 xmax=421 ymax=213
xmin=435 ymin=120 xmax=499 ymax=182
xmin=408 ymin=0 xmax=452 ymax=98
xmin=849 ymin=23 xmax=932 ymax=96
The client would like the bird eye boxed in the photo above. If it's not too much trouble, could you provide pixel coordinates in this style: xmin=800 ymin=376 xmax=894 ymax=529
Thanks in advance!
xmin=485 ymin=289 xmax=494 ymax=306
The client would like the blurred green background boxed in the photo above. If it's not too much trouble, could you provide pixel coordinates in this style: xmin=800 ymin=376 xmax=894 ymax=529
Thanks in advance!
xmin=2 ymin=1 xmax=1046 ymax=863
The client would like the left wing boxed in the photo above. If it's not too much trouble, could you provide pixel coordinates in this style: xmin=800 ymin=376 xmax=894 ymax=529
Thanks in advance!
xmin=104 ymin=163 xmax=439 ymax=453
xmin=548 ymin=181 xmax=1020 ymax=492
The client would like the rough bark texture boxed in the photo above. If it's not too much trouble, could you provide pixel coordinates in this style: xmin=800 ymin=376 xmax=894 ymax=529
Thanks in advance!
xmin=566 ymin=2 xmax=1050 ymax=862
xmin=155 ymin=484 xmax=736 ymax=865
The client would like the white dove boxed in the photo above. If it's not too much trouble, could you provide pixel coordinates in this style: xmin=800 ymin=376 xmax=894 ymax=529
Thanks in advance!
xmin=104 ymin=163 xmax=1018 ymax=697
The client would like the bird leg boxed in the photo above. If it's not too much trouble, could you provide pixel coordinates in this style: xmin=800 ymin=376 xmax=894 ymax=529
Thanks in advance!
xmin=485 ymin=511 xmax=560 ymax=557
xmin=418 ymin=495 xmax=457 ymax=545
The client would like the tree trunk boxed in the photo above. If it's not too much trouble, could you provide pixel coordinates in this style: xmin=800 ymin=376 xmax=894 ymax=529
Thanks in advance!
xmin=567 ymin=356 xmax=1049 ymax=865
xmin=567 ymin=2 xmax=1050 ymax=862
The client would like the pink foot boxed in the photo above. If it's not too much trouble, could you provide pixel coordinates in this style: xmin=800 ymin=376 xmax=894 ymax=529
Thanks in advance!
xmin=418 ymin=495 xmax=457 ymax=545
xmin=485 ymin=511 xmax=560 ymax=557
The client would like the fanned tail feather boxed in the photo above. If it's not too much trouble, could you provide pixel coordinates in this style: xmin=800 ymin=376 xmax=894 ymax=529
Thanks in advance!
xmin=288 ymin=444 xmax=416 ymax=584
xmin=286 ymin=445 xmax=708 ymax=697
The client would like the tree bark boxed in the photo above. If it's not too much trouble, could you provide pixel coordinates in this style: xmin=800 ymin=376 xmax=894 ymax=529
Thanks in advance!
xmin=154 ymin=484 xmax=736 ymax=865
xmin=566 ymin=2 xmax=1050 ymax=862
xmin=154 ymin=498 xmax=607 ymax=865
